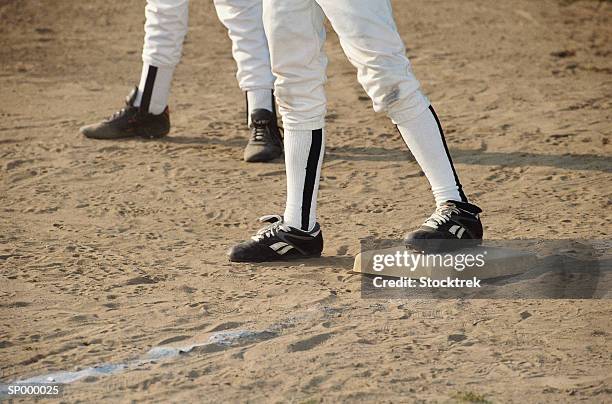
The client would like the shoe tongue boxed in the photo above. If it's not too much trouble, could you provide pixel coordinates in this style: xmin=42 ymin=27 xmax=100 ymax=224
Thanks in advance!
xmin=259 ymin=214 xmax=283 ymax=224
xmin=446 ymin=200 xmax=482 ymax=214
xmin=250 ymin=109 xmax=272 ymax=127
xmin=437 ymin=201 xmax=456 ymax=212
xmin=125 ymin=86 xmax=139 ymax=107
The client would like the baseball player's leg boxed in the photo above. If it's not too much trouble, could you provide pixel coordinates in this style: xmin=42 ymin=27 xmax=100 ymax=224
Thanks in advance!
xmin=214 ymin=0 xmax=282 ymax=162
xmin=80 ymin=0 xmax=188 ymax=139
xmin=214 ymin=0 xmax=274 ymax=116
xmin=136 ymin=0 xmax=189 ymax=113
xmin=266 ymin=0 xmax=327 ymax=232
xmin=318 ymin=0 xmax=482 ymax=248
xmin=228 ymin=0 xmax=327 ymax=262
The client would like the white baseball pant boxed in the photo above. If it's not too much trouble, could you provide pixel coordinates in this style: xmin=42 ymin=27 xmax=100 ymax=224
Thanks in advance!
xmin=262 ymin=0 xmax=430 ymax=130
xmin=263 ymin=0 xmax=469 ymax=230
xmin=137 ymin=0 xmax=274 ymax=113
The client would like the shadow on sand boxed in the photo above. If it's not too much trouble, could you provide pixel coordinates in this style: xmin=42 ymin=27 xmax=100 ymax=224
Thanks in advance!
xmin=158 ymin=135 xmax=611 ymax=172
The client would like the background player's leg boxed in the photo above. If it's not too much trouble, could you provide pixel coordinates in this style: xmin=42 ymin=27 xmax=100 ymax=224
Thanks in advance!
xmin=215 ymin=0 xmax=283 ymax=163
xmin=317 ymin=0 xmax=466 ymax=206
xmin=136 ymin=0 xmax=189 ymax=114
xmin=80 ymin=0 xmax=188 ymax=139
xmin=214 ymin=0 xmax=275 ymax=123
xmin=264 ymin=0 xmax=327 ymax=231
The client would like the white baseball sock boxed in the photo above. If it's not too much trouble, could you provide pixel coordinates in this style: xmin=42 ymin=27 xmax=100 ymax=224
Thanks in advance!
xmin=283 ymin=128 xmax=325 ymax=231
xmin=247 ymin=89 xmax=274 ymax=126
xmin=397 ymin=105 xmax=467 ymax=207
xmin=133 ymin=63 xmax=175 ymax=114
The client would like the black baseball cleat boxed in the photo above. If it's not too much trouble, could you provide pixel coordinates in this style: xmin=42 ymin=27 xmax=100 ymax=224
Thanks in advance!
xmin=80 ymin=87 xmax=170 ymax=140
xmin=243 ymin=109 xmax=283 ymax=162
xmin=405 ymin=200 xmax=483 ymax=252
xmin=229 ymin=215 xmax=323 ymax=262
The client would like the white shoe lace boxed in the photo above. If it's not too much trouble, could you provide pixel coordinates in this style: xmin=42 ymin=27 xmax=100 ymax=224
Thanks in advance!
xmin=250 ymin=125 xmax=267 ymax=142
xmin=252 ymin=215 xmax=291 ymax=241
xmin=424 ymin=204 xmax=460 ymax=228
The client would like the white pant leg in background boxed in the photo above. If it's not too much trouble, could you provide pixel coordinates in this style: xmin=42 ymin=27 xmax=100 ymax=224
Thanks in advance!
xmin=138 ymin=0 xmax=274 ymax=114
xmin=142 ymin=0 xmax=190 ymax=68
xmin=214 ymin=0 xmax=275 ymax=92
xmin=262 ymin=0 xmax=429 ymax=129
xmin=136 ymin=0 xmax=189 ymax=113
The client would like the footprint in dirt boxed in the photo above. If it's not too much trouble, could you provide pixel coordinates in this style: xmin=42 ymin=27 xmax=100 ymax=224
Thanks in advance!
xmin=158 ymin=335 xmax=192 ymax=345
xmin=207 ymin=321 xmax=244 ymax=332
xmin=336 ymin=245 xmax=349 ymax=256
xmin=287 ymin=333 xmax=334 ymax=353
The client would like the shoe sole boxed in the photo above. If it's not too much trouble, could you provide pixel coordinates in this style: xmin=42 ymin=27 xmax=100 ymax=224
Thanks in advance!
xmin=243 ymin=146 xmax=283 ymax=163
xmin=229 ymin=252 xmax=322 ymax=263
xmin=243 ymin=153 xmax=283 ymax=163
xmin=81 ymin=130 xmax=169 ymax=140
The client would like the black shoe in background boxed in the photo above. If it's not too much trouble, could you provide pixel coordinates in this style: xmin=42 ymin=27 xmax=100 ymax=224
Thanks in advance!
xmin=243 ymin=109 xmax=283 ymax=162
xmin=80 ymin=87 xmax=170 ymax=140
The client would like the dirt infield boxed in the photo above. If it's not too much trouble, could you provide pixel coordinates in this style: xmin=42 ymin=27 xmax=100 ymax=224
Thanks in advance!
xmin=1 ymin=0 xmax=611 ymax=402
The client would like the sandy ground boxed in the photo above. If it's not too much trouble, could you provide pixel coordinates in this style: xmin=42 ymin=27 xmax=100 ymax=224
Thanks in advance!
xmin=1 ymin=0 xmax=611 ymax=402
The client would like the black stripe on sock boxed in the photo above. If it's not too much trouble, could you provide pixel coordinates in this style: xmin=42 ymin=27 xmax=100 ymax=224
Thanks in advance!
xmin=140 ymin=65 xmax=158 ymax=115
xmin=245 ymin=92 xmax=249 ymax=126
xmin=301 ymin=129 xmax=323 ymax=231
xmin=428 ymin=105 xmax=468 ymax=202
xmin=271 ymin=91 xmax=277 ymax=121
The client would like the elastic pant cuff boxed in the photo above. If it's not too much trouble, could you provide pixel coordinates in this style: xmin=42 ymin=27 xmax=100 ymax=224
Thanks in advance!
xmin=282 ymin=119 xmax=326 ymax=131
xmin=388 ymin=90 xmax=431 ymax=125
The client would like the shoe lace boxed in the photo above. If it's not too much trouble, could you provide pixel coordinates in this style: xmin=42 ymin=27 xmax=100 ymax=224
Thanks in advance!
xmin=424 ymin=204 xmax=460 ymax=227
xmin=252 ymin=215 xmax=291 ymax=241
xmin=250 ymin=123 xmax=268 ymax=142
xmin=106 ymin=107 xmax=131 ymax=122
